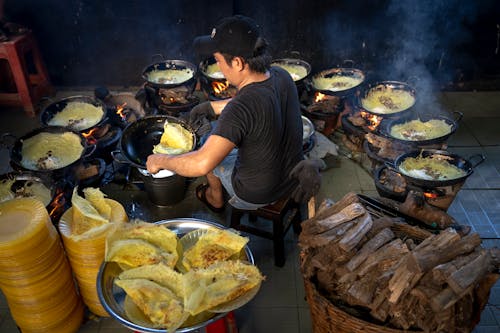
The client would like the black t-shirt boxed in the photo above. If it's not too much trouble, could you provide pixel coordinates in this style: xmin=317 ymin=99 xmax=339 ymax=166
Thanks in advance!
xmin=212 ymin=67 xmax=304 ymax=204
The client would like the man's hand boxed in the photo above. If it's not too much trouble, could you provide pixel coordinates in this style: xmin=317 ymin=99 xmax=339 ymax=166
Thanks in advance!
xmin=189 ymin=101 xmax=216 ymax=136
xmin=146 ymin=154 xmax=169 ymax=174
xmin=289 ymin=159 xmax=325 ymax=203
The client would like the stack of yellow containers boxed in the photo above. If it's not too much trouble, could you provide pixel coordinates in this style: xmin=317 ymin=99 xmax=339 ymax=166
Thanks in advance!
xmin=58 ymin=192 xmax=128 ymax=317
xmin=0 ymin=198 xmax=84 ymax=333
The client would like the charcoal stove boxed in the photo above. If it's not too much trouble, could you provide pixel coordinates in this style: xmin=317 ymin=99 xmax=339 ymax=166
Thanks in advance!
xmin=198 ymin=57 xmax=237 ymax=101
xmin=302 ymin=91 xmax=344 ymax=136
xmin=144 ymin=83 xmax=199 ymax=116
xmin=373 ymin=164 xmax=466 ymax=211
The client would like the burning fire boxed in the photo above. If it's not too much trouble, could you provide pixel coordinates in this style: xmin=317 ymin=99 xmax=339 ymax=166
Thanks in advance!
xmin=48 ymin=190 xmax=66 ymax=221
xmin=212 ymin=80 xmax=230 ymax=94
xmin=314 ymin=92 xmax=326 ymax=103
xmin=423 ymin=192 xmax=439 ymax=199
xmin=116 ymin=102 xmax=128 ymax=120
xmin=82 ymin=127 xmax=99 ymax=145
xmin=360 ymin=111 xmax=383 ymax=131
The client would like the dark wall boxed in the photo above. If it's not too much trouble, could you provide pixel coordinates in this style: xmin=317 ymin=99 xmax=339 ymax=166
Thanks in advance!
xmin=5 ymin=0 xmax=500 ymax=89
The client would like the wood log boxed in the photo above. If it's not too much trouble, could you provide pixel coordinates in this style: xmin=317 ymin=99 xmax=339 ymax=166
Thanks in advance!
xmin=345 ymin=228 xmax=395 ymax=271
xmin=432 ymin=249 xmax=482 ymax=285
xmin=390 ymin=221 xmax=433 ymax=242
xmin=301 ymin=191 xmax=359 ymax=228
xmin=447 ymin=250 xmax=492 ymax=294
xmin=365 ymin=216 xmax=395 ymax=239
xmin=339 ymin=213 xmax=373 ymax=252
xmin=399 ymin=190 xmax=457 ymax=229
xmin=306 ymin=202 xmax=366 ymax=235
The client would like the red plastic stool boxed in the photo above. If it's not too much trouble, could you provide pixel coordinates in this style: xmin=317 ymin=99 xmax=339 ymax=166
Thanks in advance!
xmin=0 ymin=31 xmax=54 ymax=116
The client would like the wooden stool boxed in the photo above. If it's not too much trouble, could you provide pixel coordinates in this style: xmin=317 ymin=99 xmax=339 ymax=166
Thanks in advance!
xmin=0 ymin=31 xmax=54 ymax=116
xmin=229 ymin=195 xmax=303 ymax=267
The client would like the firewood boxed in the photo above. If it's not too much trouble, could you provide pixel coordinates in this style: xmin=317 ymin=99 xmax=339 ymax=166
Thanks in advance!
xmin=447 ymin=249 xmax=492 ymax=294
xmin=399 ymin=190 xmax=456 ymax=229
xmin=432 ymin=248 xmax=482 ymax=284
xmin=345 ymin=228 xmax=395 ymax=271
xmin=365 ymin=216 xmax=395 ymax=238
xmin=390 ymin=221 xmax=434 ymax=242
xmin=306 ymin=202 xmax=366 ymax=235
xmin=339 ymin=213 xmax=373 ymax=252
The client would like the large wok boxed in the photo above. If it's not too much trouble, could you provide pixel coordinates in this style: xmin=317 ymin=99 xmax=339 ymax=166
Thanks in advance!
xmin=8 ymin=126 xmax=96 ymax=174
xmin=307 ymin=66 xmax=365 ymax=98
xmin=40 ymin=95 xmax=108 ymax=132
xmin=377 ymin=111 xmax=463 ymax=146
xmin=112 ymin=115 xmax=197 ymax=170
xmin=358 ymin=81 xmax=416 ymax=118
xmin=142 ymin=56 xmax=198 ymax=90
xmin=388 ymin=149 xmax=485 ymax=187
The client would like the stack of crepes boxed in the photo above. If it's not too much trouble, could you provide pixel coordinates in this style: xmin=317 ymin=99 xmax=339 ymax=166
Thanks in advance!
xmin=0 ymin=198 xmax=84 ymax=332
xmin=58 ymin=187 xmax=128 ymax=317
xmin=105 ymin=222 xmax=264 ymax=332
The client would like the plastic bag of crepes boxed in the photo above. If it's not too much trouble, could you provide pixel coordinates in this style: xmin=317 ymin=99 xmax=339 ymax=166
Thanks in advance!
xmin=105 ymin=221 xmax=265 ymax=332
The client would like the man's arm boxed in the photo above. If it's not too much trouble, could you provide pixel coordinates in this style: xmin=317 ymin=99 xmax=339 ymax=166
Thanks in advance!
xmin=146 ymin=134 xmax=235 ymax=177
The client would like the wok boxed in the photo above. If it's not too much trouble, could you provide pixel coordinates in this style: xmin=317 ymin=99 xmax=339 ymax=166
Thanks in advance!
xmin=142 ymin=56 xmax=197 ymax=89
xmin=111 ymin=115 xmax=197 ymax=170
xmin=377 ymin=111 xmax=463 ymax=146
xmin=358 ymin=81 xmax=416 ymax=118
xmin=271 ymin=58 xmax=311 ymax=86
xmin=307 ymin=66 xmax=365 ymax=98
xmin=0 ymin=171 xmax=56 ymax=207
xmin=8 ymin=126 xmax=96 ymax=173
xmin=40 ymin=95 xmax=108 ymax=132
xmin=388 ymin=149 xmax=485 ymax=187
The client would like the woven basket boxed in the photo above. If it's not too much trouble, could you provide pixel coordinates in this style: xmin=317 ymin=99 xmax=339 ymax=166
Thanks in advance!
xmin=303 ymin=278 xmax=421 ymax=333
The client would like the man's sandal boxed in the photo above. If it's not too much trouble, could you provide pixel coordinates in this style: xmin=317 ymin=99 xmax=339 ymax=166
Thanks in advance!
xmin=195 ymin=183 xmax=225 ymax=213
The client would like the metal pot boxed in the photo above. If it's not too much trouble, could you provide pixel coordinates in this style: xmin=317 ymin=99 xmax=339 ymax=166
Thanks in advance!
xmin=8 ymin=126 xmax=96 ymax=175
xmin=377 ymin=111 xmax=463 ymax=146
xmin=142 ymin=56 xmax=197 ymax=90
xmin=111 ymin=115 xmax=197 ymax=170
xmin=358 ymin=81 xmax=416 ymax=118
xmin=388 ymin=149 xmax=485 ymax=187
xmin=40 ymin=95 xmax=108 ymax=132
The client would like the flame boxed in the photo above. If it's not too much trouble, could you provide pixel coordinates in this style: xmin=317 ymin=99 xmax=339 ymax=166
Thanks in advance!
xmin=314 ymin=92 xmax=326 ymax=103
xmin=360 ymin=111 xmax=383 ymax=131
xmin=82 ymin=127 xmax=99 ymax=145
xmin=48 ymin=191 xmax=66 ymax=220
xmin=423 ymin=192 xmax=439 ymax=199
xmin=212 ymin=80 xmax=230 ymax=94
xmin=169 ymin=97 xmax=175 ymax=103
xmin=116 ymin=102 xmax=128 ymax=119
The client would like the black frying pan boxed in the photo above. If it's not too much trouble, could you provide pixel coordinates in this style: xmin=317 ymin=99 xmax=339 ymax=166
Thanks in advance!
xmin=111 ymin=115 xmax=197 ymax=169
xmin=388 ymin=149 xmax=485 ymax=187
xmin=357 ymin=81 xmax=416 ymax=118
xmin=141 ymin=58 xmax=198 ymax=89
xmin=377 ymin=111 xmax=462 ymax=146
xmin=40 ymin=95 xmax=108 ymax=132
xmin=9 ymin=126 xmax=96 ymax=173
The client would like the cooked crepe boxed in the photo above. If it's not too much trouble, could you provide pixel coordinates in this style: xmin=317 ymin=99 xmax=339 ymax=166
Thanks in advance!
xmin=272 ymin=63 xmax=308 ymax=81
xmin=20 ymin=131 xmax=84 ymax=170
xmin=313 ymin=75 xmax=363 ymax=92
xmin=153 ymin=122 xmax=194 ymax=155
xmin=106 ymin=222 xmax=179 ymax=268
xmin=71 ymin=187 xmax=109 ymax=236
xmin=390 ymin=119 xmax=452 ymax=141
xmin=48 ymin=101 xmax=104 ymax=131
xmin=399 ymin=155 xmax=466 ymax=181
xmin=183 ymin=260 xmax=264 ymax=315
xmin=0 ymin=178 xmax=51 ymax=206
xmin=147 ymin=68 xmax=194 ymax=84
xmin=82 ymin=187 xmax=111 ymax=220
xmin=106 ymin=239 xmax=177 ymax=269
xmin=115 ymin=278 xmax=187 ymax=330
xmin=361 ymin=86 xmax=415 ymax=114
xmin=118 ymin=263 xmax=185 ymax=298
xmin=181 ymin=228 xmax=249 ymax=271
xmin=205 ymin=63 xmax=224 ymax=79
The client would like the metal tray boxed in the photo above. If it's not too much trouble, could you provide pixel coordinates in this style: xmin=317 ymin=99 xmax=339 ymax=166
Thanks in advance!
xmin=97 ymin=218 xmax=255 ymax=333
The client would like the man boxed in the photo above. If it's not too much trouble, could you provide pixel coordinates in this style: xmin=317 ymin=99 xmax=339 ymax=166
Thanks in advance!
xmin=146 ymin=15 xmax=307 ymax=211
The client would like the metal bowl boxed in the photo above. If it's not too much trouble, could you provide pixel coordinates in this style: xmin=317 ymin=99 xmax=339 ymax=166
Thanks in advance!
xmin=97 ymin=218 xmax=255 ymax=333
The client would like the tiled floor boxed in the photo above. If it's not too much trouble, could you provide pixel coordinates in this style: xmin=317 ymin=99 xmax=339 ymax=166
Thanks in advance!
xmin=0 ymin=89 xmax=498 ymax=333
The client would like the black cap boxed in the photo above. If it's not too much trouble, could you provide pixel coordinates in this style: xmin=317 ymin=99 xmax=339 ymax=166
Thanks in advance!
xmin=193 ymin=15 xmax=260 ymax=59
